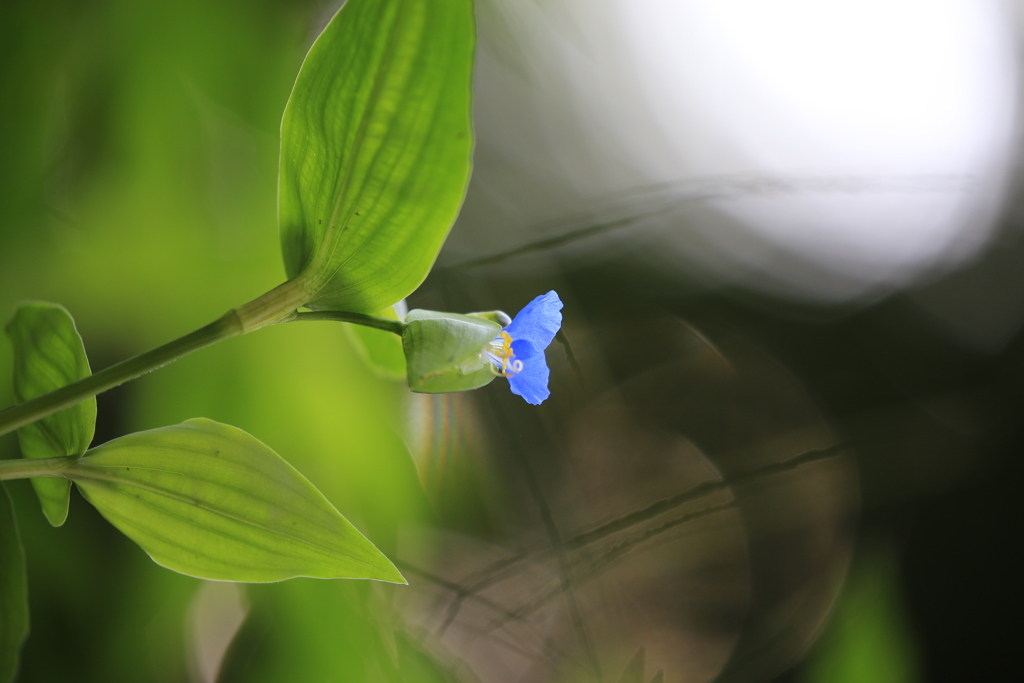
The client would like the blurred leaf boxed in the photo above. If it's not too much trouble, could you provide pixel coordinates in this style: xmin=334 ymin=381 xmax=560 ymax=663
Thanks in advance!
xmin=279 ymin=0 xmax=475 ymax=313
xmin=218 ymin=581 xmax=470 ymax=683
xmin=402 ymin=310 xmax=500 ymax=394
xmin=345 ymin=305 xmax=407 ymax=380
xmin=405 ymin=392 xmax=499 ymax=534
xmin=0 ymin=483 xmax=29 ymax=683
xmin=217 ymin=580 xmax=384 ymax=682
xmin=67 ymin=418 xmax=405 ymax=584
xmin=800 ymin=550 xmax=920 ymax=683
xmin=6 ymin=302 xmax=95 ymax=526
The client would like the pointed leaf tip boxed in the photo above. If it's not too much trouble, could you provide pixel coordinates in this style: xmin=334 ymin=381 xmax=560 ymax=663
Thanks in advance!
xmin=68 ymin=418 xmax=404 ymax=584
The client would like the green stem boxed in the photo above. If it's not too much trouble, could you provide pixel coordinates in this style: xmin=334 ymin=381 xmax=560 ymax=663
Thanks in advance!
xmin=0 ymin=315 xmax=240 ymax=439
xmin=0 ymin=455 xmax=74 ymax=481
xmin=0 ymin=278 xmax=314 ymax=439
xmin=291 ymin=311 xmax=404 ymax=336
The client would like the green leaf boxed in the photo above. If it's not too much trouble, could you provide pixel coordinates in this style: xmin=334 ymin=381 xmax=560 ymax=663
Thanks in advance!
xmin=344 ymin=305 xmax=406 ymax=380
xmin=402 ymin=309 xmax=501 ymax=394
xmin=0 ymin=483 xmax=30 ymax=683
xmin=5 ymin=302 xmax=96 ymax=526
xmin=279 ymin=0 xmax=475 ymax=313
xmin=66 ymin=418 xmax=405 ymax=584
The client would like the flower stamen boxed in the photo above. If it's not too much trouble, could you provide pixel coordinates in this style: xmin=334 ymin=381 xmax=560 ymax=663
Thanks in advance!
xmin=486 ymin=331 xmax=523 ymax=377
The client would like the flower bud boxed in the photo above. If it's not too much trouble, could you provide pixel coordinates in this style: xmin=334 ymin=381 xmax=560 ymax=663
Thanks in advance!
xmin=402 ymin=310 xmax=502 ymax=393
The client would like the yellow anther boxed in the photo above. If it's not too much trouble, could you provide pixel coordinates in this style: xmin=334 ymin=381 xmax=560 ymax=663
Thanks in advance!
xmin=496 ymin=331 xmax=514 ymax=358
xmin=487 ymin=331 xmax=520 ymax=377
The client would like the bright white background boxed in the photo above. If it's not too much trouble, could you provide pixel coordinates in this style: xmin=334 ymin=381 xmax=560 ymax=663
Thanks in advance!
xmin=456 ymin=0 xmax=1019 ymax=302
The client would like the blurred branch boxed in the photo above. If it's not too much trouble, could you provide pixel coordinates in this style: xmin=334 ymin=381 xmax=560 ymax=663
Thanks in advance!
xmin=441 ymin=173 xmax=975 ymax=271
xmin=479 ymin=500 xmax=738 ymax=636
xmin=400 ymin=443 xmax=848 ymax=650
xmin=456 ymin=443 xmax=848 ymax=596
xmin=395 ymin=560 xmax=566 ymax=667
xmin=554 ymin=329 xmax=585 ymax=384
xmin=488 ymin=389 xmax=603 ymax=680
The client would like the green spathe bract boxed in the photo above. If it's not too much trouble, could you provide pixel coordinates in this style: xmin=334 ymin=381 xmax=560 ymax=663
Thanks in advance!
xmin=66 ymin=418 xmax=405 ymax=584
xmin=279 ymin=0 xmax=475 ymax=313
xmin=6 ymin=302 xmax=96 ymax=526
xmin=403 ymin=310 xmax=501 ymax=394
xmin=0 ymin=483 xmax=29 ymax=683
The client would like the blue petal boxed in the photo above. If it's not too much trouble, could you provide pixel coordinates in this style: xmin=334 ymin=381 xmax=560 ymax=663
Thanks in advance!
xmin=505 ymin=291 xmax=562 ymax=352
xmin=507 ymin=356 xmax=550 ymax=405
xmin=510 ymin=338 xmax=539 ymax=360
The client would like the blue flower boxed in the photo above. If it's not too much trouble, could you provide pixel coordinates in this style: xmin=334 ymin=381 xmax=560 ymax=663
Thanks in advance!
xmin=485 ymin=291 xmax=563 ymax=405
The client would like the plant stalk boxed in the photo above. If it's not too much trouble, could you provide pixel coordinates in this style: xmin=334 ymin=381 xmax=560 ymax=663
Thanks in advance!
xmin=0 ymin=278 xmax=315 ymax=439
xmin=0 ymin=455 xmax=74 ymax=481
xmin=291 ymin=310 xmax=404 ymax=335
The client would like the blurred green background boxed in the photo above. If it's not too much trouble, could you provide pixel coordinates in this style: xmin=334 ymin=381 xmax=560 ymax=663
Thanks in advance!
xmin=2 ymin=1 xmax=1022 ymax=682
xmin=1 ymin=1 xmax=433 ymax=680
